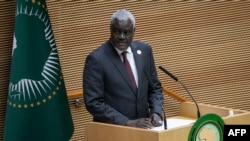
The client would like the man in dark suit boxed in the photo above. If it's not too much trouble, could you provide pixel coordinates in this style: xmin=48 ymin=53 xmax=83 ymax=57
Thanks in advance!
xmin=83 ymin=9 xmax=164 ymax=129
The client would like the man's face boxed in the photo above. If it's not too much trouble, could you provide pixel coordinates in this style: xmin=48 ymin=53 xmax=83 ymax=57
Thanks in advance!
xmin=110 ymin=18 xmax=135 ymax=51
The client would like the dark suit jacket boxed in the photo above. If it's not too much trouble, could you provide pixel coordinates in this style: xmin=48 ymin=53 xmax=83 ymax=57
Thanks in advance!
xmin=83 ymin=40 xmax=163 ymax=125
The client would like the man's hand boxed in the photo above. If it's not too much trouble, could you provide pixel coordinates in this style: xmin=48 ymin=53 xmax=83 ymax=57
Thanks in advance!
xmin=126 ymin=118 xmax=153 ymax=129
xmin=150 ymin=113 xmax=163 ymax=127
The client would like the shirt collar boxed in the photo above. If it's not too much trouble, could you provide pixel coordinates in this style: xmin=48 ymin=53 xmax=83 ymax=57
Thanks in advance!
xmin=114 ymin=46 xmax=132 ymax=55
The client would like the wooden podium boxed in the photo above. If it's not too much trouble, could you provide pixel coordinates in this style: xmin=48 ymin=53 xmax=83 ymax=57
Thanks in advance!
xmin=85 ymin=102 xmax=250 ymax=141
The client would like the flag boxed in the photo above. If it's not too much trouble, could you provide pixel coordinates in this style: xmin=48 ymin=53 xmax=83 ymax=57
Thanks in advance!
xmin=4 ymin=0 xmax=74 ymax=140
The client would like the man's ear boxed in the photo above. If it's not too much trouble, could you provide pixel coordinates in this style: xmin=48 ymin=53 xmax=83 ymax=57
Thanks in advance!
xmin=134 ymin=27 xmax=136 ymax=32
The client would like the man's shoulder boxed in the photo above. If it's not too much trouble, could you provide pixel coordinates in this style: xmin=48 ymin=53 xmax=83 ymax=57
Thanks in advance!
xmin=132 ymin=40 xmax=152 ymax=51
xmin=132 ymin=40 xmax=150 ymax=46
xmin=90 ymin=41 xmax=109 ymax=52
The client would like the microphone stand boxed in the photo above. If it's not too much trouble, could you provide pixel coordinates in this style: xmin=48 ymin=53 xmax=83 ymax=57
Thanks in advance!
xmin=159 ymin=66 xmax=201 ymax=119
xmin=161 ymin=100 xmax=167 ymax=130
xmin=178 ymin=80 xmax=201 ymax=118
xmin=144 ymin=71 xmax=167 ymax=130
xmin=154 ymin=85 xmax=167 ymax=130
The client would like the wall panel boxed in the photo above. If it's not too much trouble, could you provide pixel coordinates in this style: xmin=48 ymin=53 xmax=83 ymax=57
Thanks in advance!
xmin=1 ymin=1 xmax=249 ymax=140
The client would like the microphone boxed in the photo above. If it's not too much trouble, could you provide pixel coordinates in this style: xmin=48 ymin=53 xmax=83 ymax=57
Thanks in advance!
xmin=144 ymin=71 xmax=167 ymax=130
xmin=159 ymin=66 xmax=201 ymax=118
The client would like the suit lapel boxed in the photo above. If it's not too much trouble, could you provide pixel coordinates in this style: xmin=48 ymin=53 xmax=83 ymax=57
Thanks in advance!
xmin=104 ymin=41 xmax=137 ymax=94
xmin=131 ymin=42 xmax=143 ymax=94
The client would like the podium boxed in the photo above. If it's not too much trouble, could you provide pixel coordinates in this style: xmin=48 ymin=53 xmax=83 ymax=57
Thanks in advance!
xmin=85 ymin=102 xmax=250 ymax=141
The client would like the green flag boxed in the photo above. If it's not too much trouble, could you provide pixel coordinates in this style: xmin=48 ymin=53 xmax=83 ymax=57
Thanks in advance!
xmin=4 ymin=0 xmax=74 ymax=140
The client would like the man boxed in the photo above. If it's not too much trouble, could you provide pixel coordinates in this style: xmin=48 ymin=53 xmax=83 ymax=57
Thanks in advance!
xmin=83 ymin=9 xmax=164 ymax=129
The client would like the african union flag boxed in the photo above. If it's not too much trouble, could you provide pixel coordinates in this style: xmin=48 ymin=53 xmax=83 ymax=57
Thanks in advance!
xmin=4 ymin=0 xmax=74 ymax=141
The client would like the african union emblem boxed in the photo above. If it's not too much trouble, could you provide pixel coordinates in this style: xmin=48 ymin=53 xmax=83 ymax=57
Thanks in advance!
xmin=8 ymin=1 xmax=61 ymax=108
xmin=188 ymin=114 xmax=225 ymax=141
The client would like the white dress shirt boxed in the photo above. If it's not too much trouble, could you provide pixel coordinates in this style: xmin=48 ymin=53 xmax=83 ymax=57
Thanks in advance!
xmin=114 ymin=47 xmax=138 ymax=87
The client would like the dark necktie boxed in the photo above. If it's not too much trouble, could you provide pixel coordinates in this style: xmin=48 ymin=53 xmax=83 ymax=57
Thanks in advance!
xmin=121 ymin=51 xmax=137 ymax=91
